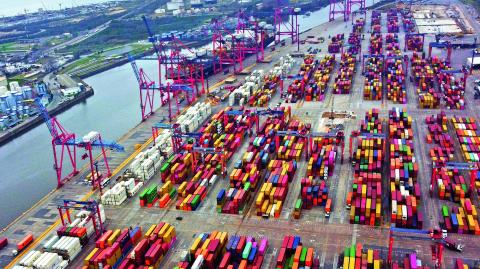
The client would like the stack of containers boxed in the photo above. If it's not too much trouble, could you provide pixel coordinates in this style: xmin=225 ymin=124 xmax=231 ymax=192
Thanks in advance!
xmin=452 ymin=116 xmax=480 ymax=163
xmin=255 ymin=159 xmax=297 ymax=218
xmin=425 ymin=112 xmax=454 ymax=163
xmin=387 ymin=9 xmax=399 ymax=33
xmin=175 ymin=107 xmax=250 ymax=211
xmin=333 ymin=53 xmax=356 ymax=94
xmin=369 ymin=33 xmax=383 ymax=55
xmin=287 ymin=55 xmax=315 ymax=102
xmin=385 ymin=33 xmax=401 ymax=56
xmin=389 ymin=107 xmax=422 ymax=229
xmin=411 ymin=53 xmax=439 ymax=108
xmin=401 ymin=9 xmax=416 ymax=32
xmin=247 ymin=69 xmax=279 ymax=107
xmin=342 ymin=243 xmax=383 ymax=269
xmin=139 ymin=184 xmax=161 ymax=207
xmin=440 ymin=200 xmax=480 ymax=235
xmin=218 ymin=115 xmax=284 ymax=214
xmin=348 ymin=18 xmax=364 ymax=55
xmin=451 ymin=116 xmax=480 ymax=192
xmin=305 ymin=55 xmax=335 ymax=101
xmin=175 ymin=231 xmax=268 ymax=269
xmin=347 ymin=109 xmax=383 ymax=226
xmin=363 ymin=56 xmax=383 ymax=101
xmin=435 ymin=66 xmax=465 ymax=110
xmin=371 ymin=11 xmax=382 ymax=33
xmin=391 ymin=253 xmax=430 ymax=269
xmin=57 ymin=204 xmax=106 ymax=240
xmin=385 ymin=34 xmax=406 ymax=103
xmin=158 ymin=180 xmax=177 ymax=208
xmin=328 ymin=34 xmax=344 ymax=53
xmin=295 ymin=177 xmax=332 ymax=219
xmin=294 ymin=136 xmax=337 ymax=219
xmin=275 ymin=235 xmax=319 ymax=269
xmin=18 ymin=251 xmax=66 ymax=269
xmin=406 ymin=35 xmax=423 ymax=52
xmin=83 ymin=227 xmax=138 ymax=269
xmin=160 ymin=153 xmax=193 ymax=184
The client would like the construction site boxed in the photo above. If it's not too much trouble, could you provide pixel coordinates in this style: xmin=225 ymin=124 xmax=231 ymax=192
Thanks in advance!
xmin=1 ymin=0 xmax=480 ymax=269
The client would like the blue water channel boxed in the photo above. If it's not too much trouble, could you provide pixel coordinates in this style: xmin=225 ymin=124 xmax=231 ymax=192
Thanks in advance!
xmin=0 ymin=0 xmax=375 ymax=228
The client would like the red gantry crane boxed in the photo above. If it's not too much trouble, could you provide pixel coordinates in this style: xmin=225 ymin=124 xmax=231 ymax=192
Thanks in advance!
xmin=35 ymin=99 xmax=124 ymax=190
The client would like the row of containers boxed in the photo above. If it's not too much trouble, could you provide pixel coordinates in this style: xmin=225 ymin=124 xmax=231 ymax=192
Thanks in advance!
xmin=347 ymin=109 xmax=384 ymax=226
xmin=305 ymin=55 xmax=336 ymax=102
xmin=157 ymin=106 xmax=254 ymax=211
xmin=385 ymin=33 xmax=407 ymax=104
xmin=341 ymin=243 xmax=433 ymax=269
xmin=389 ymin=108 xmax=423 ymax=229
xmin=412 ymin=54 xmax=465 ymax=110
xmin=14 ymin=206 xmax=106 ymax=269
xmin=230 ymin=55 xmax=294 ymax=107
xmin=371 ymin=11 xmax=382 ymax=34
xmin=401 ymin=8 xmax=417 ymax=33
xmin=328 ymin=34 xmax=344 ymax=54
xmin=387 ymin=9 xmax=399 ymax=33
xmin=348 ymin=17 xmax=365 ymax=56
xmin=286 ymin=55 xmax=315 ymax=103
xmin=333 ymin=53 xmax=356 ymax=94
xmin=101 ymin=102 xmax=213 ymax=206
xmin=293 ymin=134 xmax=337 ymax=219
xmin=287 ymin=53 xmax=336 ymax=102
xmin=82 ymin=222 xmax=176 ymax=269
xmin=174 ymin=233 xmax=321 ymax=269
xmin=333 ymin=17 xmax=363 ymax=95
xmin=427 ymin=114 xmax=480 ymax=235
xmin=218 ymin=107 xmax=289 ymax=213
xmin=174 ymin=231 xmax=267 ymax=269
xmin=248 ymin=118 xmax=301 ymax=218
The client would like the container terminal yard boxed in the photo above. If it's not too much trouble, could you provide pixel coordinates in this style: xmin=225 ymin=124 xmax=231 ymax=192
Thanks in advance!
xmin=2 ymin=0 xmax=480 ymax=268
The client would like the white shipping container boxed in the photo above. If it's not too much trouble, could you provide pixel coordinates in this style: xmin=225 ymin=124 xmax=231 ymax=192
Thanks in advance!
xmin=191 ymin=255 xmax=204 ymax=269
xmin=19 ymin=250 xmax=41 ymax=266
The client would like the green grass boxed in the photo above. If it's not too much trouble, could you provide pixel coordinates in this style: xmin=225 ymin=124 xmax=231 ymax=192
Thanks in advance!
xmin=0 ymin=42 xmax=33 ymax=53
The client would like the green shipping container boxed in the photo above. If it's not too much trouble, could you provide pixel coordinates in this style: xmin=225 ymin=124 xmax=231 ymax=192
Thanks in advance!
xmin=295 ymin=199 xmax=302 ymax=210
xmin=160 ymin=162 xmax=170 ymax=173
xmin=242 ymin=242 xmax=252 ymax=259
xmin=442 ymin=205 xmax=449 ymax=217
xmin=349 ymin=245 xmax=355 ymax=257
xmin=300 ymin=247 xmax=307 ymax=263
xmin=244 ymin=182 xmax=251 ymax=191
xmin=191 ymin=195 xmax=200 ymax=207
xmin=169 ymin=188 xmax=177 ymax=198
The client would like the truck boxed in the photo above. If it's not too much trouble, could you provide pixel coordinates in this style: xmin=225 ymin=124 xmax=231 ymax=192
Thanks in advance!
xmin=443 ymin=238 xmax=464 ymax=252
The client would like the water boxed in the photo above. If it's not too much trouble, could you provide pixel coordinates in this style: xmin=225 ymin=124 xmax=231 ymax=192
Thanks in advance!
xmin=0 ymin=0 xmax=376 ymax=229
xmin=0 ymin=0 xmax=115 ymax=17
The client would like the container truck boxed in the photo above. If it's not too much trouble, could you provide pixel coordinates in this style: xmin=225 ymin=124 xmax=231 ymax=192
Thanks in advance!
xmin=443 ymin=238 xmax=464 ymax=252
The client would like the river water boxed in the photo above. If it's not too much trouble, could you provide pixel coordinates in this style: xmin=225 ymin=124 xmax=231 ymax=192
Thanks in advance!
xmin=0 ymin=0 xmax=375 ymax=228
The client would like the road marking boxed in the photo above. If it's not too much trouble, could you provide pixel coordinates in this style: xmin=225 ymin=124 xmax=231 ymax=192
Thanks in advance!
xmin=351 ymin=224 xmax=358 ymax=245
xmin=320 ymin=249 xmax=327 ymax=268
xmin=333 ymin=253 xmax=339 ymax=269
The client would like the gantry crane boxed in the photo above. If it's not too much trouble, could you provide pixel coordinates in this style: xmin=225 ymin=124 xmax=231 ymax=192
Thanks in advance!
xmin=151 ymin=122 xmax=202 ymax=153
xmin=223 ymin=108 xmax=285 ymax=133
xmin=191 ymin=147 xmax=226 ymax=178
xmin=431 ymin=161 xmax=478 ymax=197
xmin=35 ymin=99 xmax=124 ymax=190
xmin=438 ymin=68 xmax=469 ymax=90
xmin=388 ymin=227 xmax=446 ymax=269
xmin=57 ymin=199 xmax=104 ymax=238
xmin=349 ymin=132 xmax=386 ymax=162
xmin=428 ymin=41 xmax=453 ymax=63
xmin=275 ymin=129 xmax=345 ymax=161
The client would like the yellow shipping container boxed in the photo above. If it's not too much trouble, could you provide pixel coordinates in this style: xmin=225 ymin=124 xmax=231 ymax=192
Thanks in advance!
xmin=84 ymin=248 xmax=98 ymax=266
xmin=145 ymin=225 xmax=157 ymax=237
